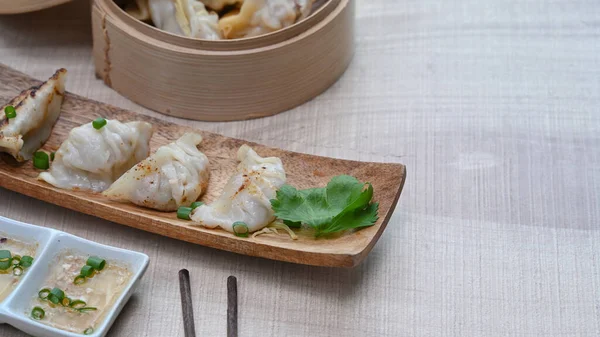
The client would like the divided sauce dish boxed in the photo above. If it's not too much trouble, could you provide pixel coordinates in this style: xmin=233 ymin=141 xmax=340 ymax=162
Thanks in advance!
xmin=0 ymin=216 xmax=149 ymax=337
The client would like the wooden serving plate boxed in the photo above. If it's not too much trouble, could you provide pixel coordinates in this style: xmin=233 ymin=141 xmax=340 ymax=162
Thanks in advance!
xmin=92 ymin=0 xmax=355 ymax=121
xmin=0 ymin=65 xmax=406 ymax=268
xmin=0 ymin=0 xmax=72 ymax=14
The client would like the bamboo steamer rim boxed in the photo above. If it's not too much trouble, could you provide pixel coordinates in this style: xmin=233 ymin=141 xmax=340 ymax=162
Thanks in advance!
xmin=99 ymin=0 xmax=339 ymax=52
xmin=0 ymin=0 xmax=73 ymax=14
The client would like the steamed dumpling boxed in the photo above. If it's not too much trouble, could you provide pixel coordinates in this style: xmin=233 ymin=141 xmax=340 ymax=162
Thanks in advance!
xmin=38 ymin=120 xmax=153 ymax=192
xmin=218 ymin=0 xmax=314 ymax=39
xmin=103 ymin=133 xmax=210 ymax=211
xmin=126 ymin=0 xmax=151 ymax=21
xmin=190 ymin=144 xmax=286 ymax=233
xmin=200 ymin=0 xmax=242 ymax=11
xmin=149 ymin=0 xmax=222 ymax=39
xmin=0 ymin=69 xmax=67 ymax=162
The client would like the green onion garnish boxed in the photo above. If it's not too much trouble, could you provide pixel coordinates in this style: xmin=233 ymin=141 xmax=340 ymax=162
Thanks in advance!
xmin=177 ymin=206 xmax=193 ymax=220
xmin=83 ymin=327 xmax=94 ymax=335
xmin=0 ymin=250 xmax=11 ymax=270
xmin=38 ymin=288 xmax=51 ymax=300
xmin=80 ymin=265 xmax=94 ymax=277
xmin=70 ymin=300 xmax=87 ymax=309
xmin=232 ymin=222 xmax=249 ymax=238
xmin=86 ymin=256 xmax=106 ymax=271
xmin=92 ymin=118 xmax=107 ymax=130
xmin=50 ymin=152 xmax=55 ymax=161
xmin=61 ymin=297 xmax=71 ymax=307
xmin=48 ymin=287 xmax=65 ymax=304
xmin=4 ymin=106 xmax=16 ymax=119
xmin=33 ymin=151 xmax=50 ymax=170
xmin=19 ymin=255 xmax=33 ymax=268
xmin=31 ymin=306 xmax=45 ymax=320
xmin=74 ymin=275 xmax=86 ymax=285
xmin=283 ymin=220 xmax=302 ymax=228
xmin=11 ymin=255 xmax=21 ymax=266
xmin=78 ymin=307 xmax=97 ymax=313
xmin=190 ymin=201 xmax=204 ymax=209
xmin=12 ymin=266 xmax=23 ymax=276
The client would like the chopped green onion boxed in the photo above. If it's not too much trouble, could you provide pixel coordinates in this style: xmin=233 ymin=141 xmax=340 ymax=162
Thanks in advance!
xmin=31 ymin=307 xmax=45 ymax=320
xmin=19 ymin=255 xmax=33 ymax=268
xmin=92 ymin=117 xmax=107 ymax=130
xmin=80 ymin=265 xmax=94 ymax=277
xmin=78 ymin=307 xmax=97 ymax=313
xmin=48 ymin=287 xmax=65 ymax=304
xmin=61 ymin=297 xmax=71 ymax=307
xmin=232 ymin=222 xmax=249 ymax=238
xmin=74 ymin=275 xmax=86 ymax=285
xmin=4 ymin=106 xmax=16 ymax=119
xmin=12 ymin=266 xmax=23 ymax=276
xmin=69 ymin=300 xmax=87 ymax=309
xmin=86 ymin=256 xmax=106 ymax=271
xmin=190 ymin=201 xmax=204 ymax=209
xmin=50 ymin=152 xmax=55 ymax=161
xmin=83 ymin=327 xmax=94 ymax=335
xmin=33 ymin=151 xmax=50 ymax=170
xmin=177 ymin=206 xmax=193 ymax=220
xmin=0 ymin=250 xmax=11 ymax=270
xmin=38 ymin=288 xmax=51 ymax=300
xmin=11 ymin=255 xmax=21 ymax=266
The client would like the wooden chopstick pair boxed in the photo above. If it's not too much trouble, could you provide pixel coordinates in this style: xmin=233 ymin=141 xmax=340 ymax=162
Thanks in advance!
xmin=179 ymin=269 xmax=238 ymax=337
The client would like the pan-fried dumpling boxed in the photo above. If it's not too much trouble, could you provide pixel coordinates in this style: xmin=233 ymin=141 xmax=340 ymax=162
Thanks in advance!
xmin=0 ymin=69 xmax=67 ymax=162
xmin=218 ymin=0 xmax=314 ymax=39
xmin=38 ymin=119 xmax=153 ymax=192
xmin=190 ymin=144 xmax=286 ymax=233
xmin=103 ymin=133 xmax=210 ymax=211
xmin=149 ymin=0 xmax=222 ymax=39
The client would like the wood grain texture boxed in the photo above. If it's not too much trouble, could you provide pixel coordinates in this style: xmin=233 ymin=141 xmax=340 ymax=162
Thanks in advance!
xmin=0 ymin=0 xmax=72 ymax=14
xmin=1 ymin=0 xmax=600 ymax=336
xmin=0 ymin=64 xmax=406 ymax=268
xmin=91 ymin=0 xmax=355 ymax=121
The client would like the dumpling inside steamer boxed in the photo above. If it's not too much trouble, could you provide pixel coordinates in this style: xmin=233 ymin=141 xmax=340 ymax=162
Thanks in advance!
xmin=0 ymin=69 xmax=66 ymax=162
xmin=148 ymin=0 xmax=222 ymax=39
xmin=218 ymin=0 xmax=314 ymax=39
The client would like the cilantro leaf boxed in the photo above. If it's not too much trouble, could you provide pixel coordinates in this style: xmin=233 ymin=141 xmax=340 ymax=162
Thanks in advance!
xmin=271 ymin=175 xmax=379 ymax=237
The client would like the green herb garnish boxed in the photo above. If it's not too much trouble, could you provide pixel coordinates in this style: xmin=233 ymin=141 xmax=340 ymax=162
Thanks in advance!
xmin=83 ymin=327 xmax=94 ymax=335
xmin=92 ymin=118 xmax=107 ymax=130
xmin=74 ymin=275 xmax=86 ymax=285
xmin=86 ymin=256 xmax=105 ymax=271
xmin=33 ymin=151 xmax=50 ymax=170
xmin=80 ymin=265 xmax=95 ymax=277
xmin=4 ymin=105 xmax=16 ymax=119
xmin=0 ymin=250 xmax=11 ymax=270
xmin=50 ymin=152 xmax=55 ymax=161
xmin=48 ymin=287 xmax=65 ymax=304
xmin=38 ymin=288 xmax=51 ymax=300
xmin=190 ymin=201 xmax=204 ymax=209
xmin=19 ymin=255 xmax=33 ymax=268
xmin=12 ymin=266 xmax=23 ymax=276
xmin=232 ymin=222 xmax=249 ymax=238
xmin=31 ymin=306 xmax=45 ymax=320
xmin=271 ymin=175 xmax=379 ymax=237
xmin=177 ymin=206 xmax=193 ymax=220
xmin=70 ymin=300 xmax=87 ymax=309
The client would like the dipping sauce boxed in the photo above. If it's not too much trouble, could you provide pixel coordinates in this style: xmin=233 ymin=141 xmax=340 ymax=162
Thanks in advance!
xmin=0 ymin=236 xmax=37 ymax=302
xmin=29 ymin=250 xmax=132 ymax=334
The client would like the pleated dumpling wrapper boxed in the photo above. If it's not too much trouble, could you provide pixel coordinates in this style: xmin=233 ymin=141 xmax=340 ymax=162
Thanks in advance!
xmin=103 ymin=133 xmax=210 ymax=211
xmin=0 ymin=69 xmax=67 ymax=162
xmin=191 ymin=144 xmax=286 ymax=233
xmin=38 ymin=119 xmax=153 ymax=192
xmin=149 ymin=0 xmax=222 ymax=39
xmin=218 ymin=0 xmax=314 ymax=39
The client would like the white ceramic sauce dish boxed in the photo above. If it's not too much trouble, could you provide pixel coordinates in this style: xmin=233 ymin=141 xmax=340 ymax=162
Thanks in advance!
xmin=0 ymin=216 xmax=149 ymax=337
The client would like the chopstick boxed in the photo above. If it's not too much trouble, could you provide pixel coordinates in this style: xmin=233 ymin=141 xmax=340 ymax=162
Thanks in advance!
xmin=179 ymin=269 xmax=197 ymax=337
xmin=227 ymin=276 xmax=238 ymax=337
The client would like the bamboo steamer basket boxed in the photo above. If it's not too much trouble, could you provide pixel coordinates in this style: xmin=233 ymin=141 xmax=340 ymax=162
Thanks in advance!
xmin=92 ymin=0 xmax=355 ymax=121
xmin=0 ymin=0 xmax=72 ymax=14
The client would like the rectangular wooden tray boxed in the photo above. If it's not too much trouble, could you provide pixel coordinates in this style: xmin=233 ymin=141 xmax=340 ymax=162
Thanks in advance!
xmin=0 ymin=64 xmax=406 ymax=267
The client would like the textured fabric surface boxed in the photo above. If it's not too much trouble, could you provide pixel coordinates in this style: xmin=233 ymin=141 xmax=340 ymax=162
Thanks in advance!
xmin=1 ymin=0 xmax=599 ymax=336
